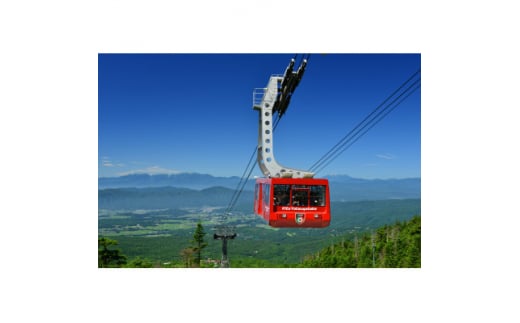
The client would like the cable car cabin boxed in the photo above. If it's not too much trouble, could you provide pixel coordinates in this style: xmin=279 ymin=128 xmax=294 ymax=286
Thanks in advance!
xmin=254 ymin=178 xmax=330 ymax=228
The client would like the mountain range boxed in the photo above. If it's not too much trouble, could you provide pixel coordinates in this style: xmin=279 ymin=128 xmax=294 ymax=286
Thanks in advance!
xmin=98 ymin=173 xmax=242 ymax=190
xmin=98 ymin=172 xmax=420 ymax=207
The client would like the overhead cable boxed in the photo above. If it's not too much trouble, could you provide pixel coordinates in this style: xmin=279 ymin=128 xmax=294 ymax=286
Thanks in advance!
xmin=309 ymin=69 xmax=421 ymax=174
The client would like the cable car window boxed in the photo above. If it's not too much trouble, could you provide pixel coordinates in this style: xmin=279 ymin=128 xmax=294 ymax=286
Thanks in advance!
xmin=254 ymin=183 xmax=259 ymax=211
xmin=263 ymin=183 xmax=270 ymax=206
xmin=310 ymin=185 xmax=326 ymax=206
xmin=291 ymin=185 xmax=309 ymax=206
xmin=273 ymin=184 xmax=290 ymax=206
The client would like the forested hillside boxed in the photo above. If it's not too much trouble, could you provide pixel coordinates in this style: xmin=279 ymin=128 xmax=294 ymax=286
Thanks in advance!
xmin=299 ymin=215 xmax=420 ymax=268
xmin=99 ymin=199 xmax=420 ymax=267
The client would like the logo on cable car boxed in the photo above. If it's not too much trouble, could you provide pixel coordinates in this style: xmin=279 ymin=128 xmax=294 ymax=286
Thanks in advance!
xmin=281 ymin=207 xmax=317 ymax=211
xmin=295 ymin=213 xmax=305 ymax=225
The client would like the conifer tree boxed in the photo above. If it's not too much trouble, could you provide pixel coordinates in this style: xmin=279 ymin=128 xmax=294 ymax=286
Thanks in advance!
xmin=192 ymin=222 xmax=208 ymax=267
xmin=98 ymin=237 xmax=127 ymax=268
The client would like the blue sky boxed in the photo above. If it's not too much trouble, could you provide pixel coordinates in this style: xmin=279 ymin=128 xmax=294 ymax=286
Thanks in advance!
xmin=99 ymin=53 xmax=420 ymax=179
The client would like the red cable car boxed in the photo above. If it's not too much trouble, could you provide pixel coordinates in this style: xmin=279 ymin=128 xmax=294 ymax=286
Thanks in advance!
xmin=251 ymin=56 xmax=331 ymax=228
xmin=254 ymin=177 xmax=330 ymax=228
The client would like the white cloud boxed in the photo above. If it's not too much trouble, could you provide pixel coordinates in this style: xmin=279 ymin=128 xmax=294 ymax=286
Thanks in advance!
xmin=117 ymin=166 xmax=182 ymax=176
xmin=101 ymin=157 xmax=124 ymax=168
xmin=376 ymin=153 xmax=395 ymax=160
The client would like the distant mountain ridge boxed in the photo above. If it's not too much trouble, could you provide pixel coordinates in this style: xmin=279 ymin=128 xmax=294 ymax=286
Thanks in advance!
xmin=98 ymin=173 xmax=242 ymax=190
xmin=99 ymin=186 xmax=249 ymax=210
xmin=99 ymin=172 xmax=420 ymax=204
xmin=327 ymin=175 xmax=421 ymax=201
